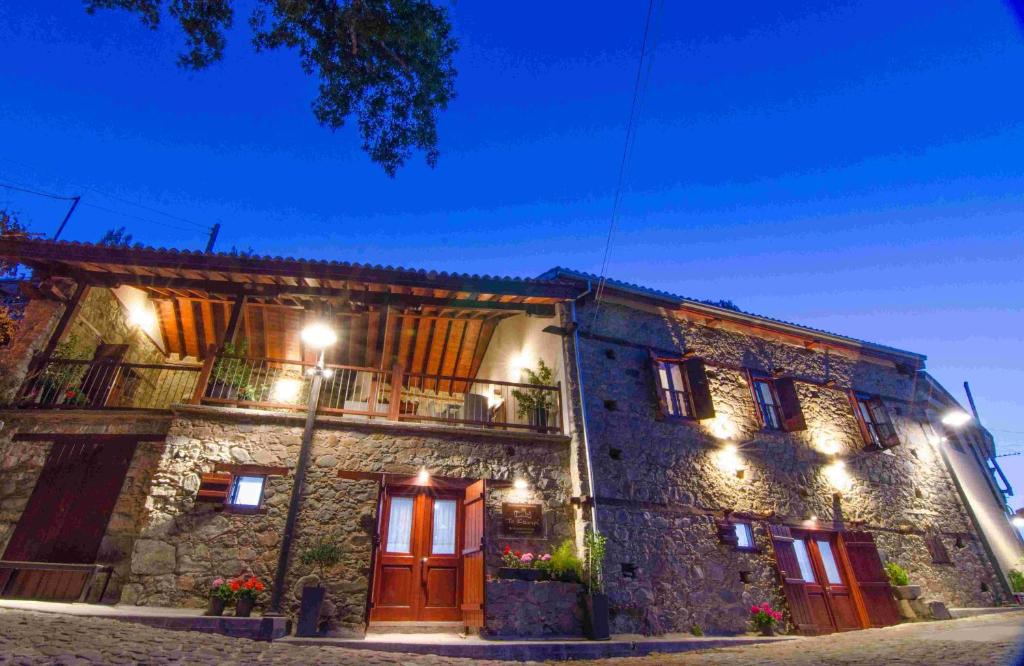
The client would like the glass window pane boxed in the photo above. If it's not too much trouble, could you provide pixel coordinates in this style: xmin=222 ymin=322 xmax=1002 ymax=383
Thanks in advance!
xmin=792 ymin=539 xmax=816 ymax=582
xmin=431 ymin=499 xmax=457 ymax=555
xmin=734 ymin=523 xmax=754 ymax=549
xmin=386 ymin=496 xmax=415 ymax=553
xmin=231 ymin=476 xmax=264 ymax=507
xmin=816 ymin=540 xmax=843 ymax=584
xmin=657 ymin=365 xmax=671 ymax=391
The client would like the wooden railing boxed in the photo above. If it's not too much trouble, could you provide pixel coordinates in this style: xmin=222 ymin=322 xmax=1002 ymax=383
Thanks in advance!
xmin=12 ymin=352 xmax=564 ymax=434
xmin=195 ymin=353 xmax=563 ymax=434
xmin=15 ymin=357 xmax=202 ymax=410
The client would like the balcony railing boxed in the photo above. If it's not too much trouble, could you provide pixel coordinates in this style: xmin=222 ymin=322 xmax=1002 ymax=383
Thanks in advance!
xmin=12 ymin=353 xmax=564 ymax=434
xmin=15 ymin=357 xmax=202 ymax=410
xmin=197 ymin=354 xmax=563 ymax=434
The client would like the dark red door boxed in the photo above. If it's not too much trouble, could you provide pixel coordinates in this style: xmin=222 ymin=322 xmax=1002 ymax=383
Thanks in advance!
xmin=840 ymin=531 xmax=900 ymax=627
xmin=1 ymin=438 xmax=136 ymax=600
xmin=799 ymin=531 xmax=860 ymax=632
xmin=370 ymin=486 xmax=462 ymax=622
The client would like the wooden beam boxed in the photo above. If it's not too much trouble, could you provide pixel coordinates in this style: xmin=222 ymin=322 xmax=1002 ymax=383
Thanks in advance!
xmin=13 ymin=433 xmax=166 ymax=442
xmin=224 ymin=293 xmax=246 ymax=345
xmin=37 ymin=282 xmax=88 ymax=361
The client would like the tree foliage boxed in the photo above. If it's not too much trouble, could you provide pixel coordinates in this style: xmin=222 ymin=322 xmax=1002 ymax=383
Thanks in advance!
xmin=99 ymin=226 xmax=134 ymax=246
xmin=85 ymin=0 xmax=458 ymax=176
xmin=0 ymin=209 xmax=30 ymax=278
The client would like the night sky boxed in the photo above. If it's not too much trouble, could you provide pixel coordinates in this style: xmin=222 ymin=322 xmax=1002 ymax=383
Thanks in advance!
xmin=2 ymin=2 xmax=1022 ymax=506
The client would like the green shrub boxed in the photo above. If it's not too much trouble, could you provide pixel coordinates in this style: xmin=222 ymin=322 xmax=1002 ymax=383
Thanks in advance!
xmin=884 ymin=562 xmax=909 ymax=586
xmin=541 ymin=539 xmax=583 ymax=583
xmin=299 ymin=536 xmax=343 ymax=583
xmin=690 ymin=624 xmax=704 ymax=636
xmin=1008 ymin=569 xmax=1024 ymax=594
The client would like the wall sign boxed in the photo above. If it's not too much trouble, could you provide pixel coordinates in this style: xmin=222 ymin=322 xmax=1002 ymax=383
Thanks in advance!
xmin=501 ymin=502 xmax=544 ymax=537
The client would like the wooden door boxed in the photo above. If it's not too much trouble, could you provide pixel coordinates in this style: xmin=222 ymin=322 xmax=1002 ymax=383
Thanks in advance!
xmin=1 ymin=438 xmax=136 ymax=600
xmin=81 ymin=344 xmax=128 ymax=406
xmin=461 ymin=480 xmax=486 ymax=630
xmin=839 ymin=531 xmax=900 ymax=628
xmin=370 ymin=487 xmax=462 ymax=622
xmin=803 ymin=532 xmax=860 ymax=631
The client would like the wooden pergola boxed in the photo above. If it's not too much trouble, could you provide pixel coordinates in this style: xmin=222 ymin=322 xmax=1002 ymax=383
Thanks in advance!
xmin=2 ymin=238 xmax=579 ymax=377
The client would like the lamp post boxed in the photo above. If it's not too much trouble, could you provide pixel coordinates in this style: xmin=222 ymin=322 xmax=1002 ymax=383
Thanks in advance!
xmin=267 ymin=321 xmax=337 ymax=615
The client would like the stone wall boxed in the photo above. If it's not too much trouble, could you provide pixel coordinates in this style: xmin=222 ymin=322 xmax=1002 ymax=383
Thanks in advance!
xmin=0 ymin=411 xmax=171 ymax=601
xmin=573 ymin=298 xmax=1000 ymax=635
xmin=0 ymin=295 xmax=62 ymax=404
xmin=484 ymin=579 xmax=584 ymax=638
xmin=121 ymin=407 xmax=574 ymax=635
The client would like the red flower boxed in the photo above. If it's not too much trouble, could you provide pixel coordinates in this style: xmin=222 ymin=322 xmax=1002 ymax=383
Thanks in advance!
xmin=65 ymin=390 xmax=76 ymax=398
xmin=255 ymin=582 xmax=265 ymax=591
xmin=503 ymin=546 xmax=511 ymax=555
xmin=229 ymin=580 xmax=240 ymax=591
xmin=513 ymin=551 xmax=522 ymax=558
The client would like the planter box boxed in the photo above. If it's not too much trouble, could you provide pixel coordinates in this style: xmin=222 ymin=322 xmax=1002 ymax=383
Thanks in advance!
xmin=498 ymin=567 xmax=545 ymax=582
xmin=484 ymin=580 xmax=584 ymax=638
xmin=892 ymin=585 xmax=922 ymax=601
xmin=296 ymin=586 xmax=326 ymax=637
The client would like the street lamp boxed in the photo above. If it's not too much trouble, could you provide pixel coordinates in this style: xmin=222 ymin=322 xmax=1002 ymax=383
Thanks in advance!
xmin=1013 ymin=508 xmax=1024 ymax=529
xmin=268 ymin=320 xmax=337 ymax=615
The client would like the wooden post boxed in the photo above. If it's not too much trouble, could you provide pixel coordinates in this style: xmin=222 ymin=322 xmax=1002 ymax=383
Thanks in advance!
xmin=191 ymin=344 xmax=219 ymax=405
xmin=36 ymin=282 xmax=88 ymax=363
xmin=388 ymin=363 xmax=404 ymax=420
xmin=223 ymin=293 xmax=247 ymax=346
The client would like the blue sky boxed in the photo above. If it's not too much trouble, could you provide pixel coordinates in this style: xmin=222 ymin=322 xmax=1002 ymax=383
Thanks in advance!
xmin=1 ymin=2 xmax=1023 ymax=502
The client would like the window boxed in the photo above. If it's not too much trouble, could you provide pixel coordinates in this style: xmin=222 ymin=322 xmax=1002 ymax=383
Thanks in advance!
xmin=855 ymin=394 xmax=898 ymax=449
xmin=815 ymin=540 xmax=843 ymax=584
xmin=752 ymin=377 xmax=783 ymax=430
xmin=925 ymin=534 xmax=952 ymax=565
xmin=656 ymin=360 xmax=693 ymax=418
xmin=228 ymin=475 xmax=265 ymax=508
xmin=792 ymin=538 xmax=817 ymax=582
xmin=431 ymin=499 xmax=457 ymax=555
xmin=386 ymin=496 xmax=415 ymax=553
xmin=734 ymin=522 xmax=755 ymax=550
xmin=650 ymin=354 xmax=716 ymax=420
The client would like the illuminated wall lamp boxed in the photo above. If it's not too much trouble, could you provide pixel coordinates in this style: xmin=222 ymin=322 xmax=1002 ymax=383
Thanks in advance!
xmin=941 ymin=410 xmax=971 ymax=427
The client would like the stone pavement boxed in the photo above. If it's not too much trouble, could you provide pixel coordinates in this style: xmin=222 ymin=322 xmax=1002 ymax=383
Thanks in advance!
xmin=0 ymin=607 xmax=1022 ymax=665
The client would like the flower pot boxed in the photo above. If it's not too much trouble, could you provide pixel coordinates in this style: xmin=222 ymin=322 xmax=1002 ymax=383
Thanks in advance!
xmin=205 ymin=597 xmax=226 ymax=616
xmin=296 ymin=585 xmax=326 ymax=637
xmin=759 ymin=624 xmax=775 ymax=636
xmin=529 ymin=407 xmax=549 ymax=433
xmin=1014 ymin=592 xmax=1024 ymax=606
xmin=892 ymin=584 xmax=922 ymax=601
xmin=584 ymin=592 xmax=610 ymax=641
xmin=498 ymin=567 xmax=545 ymax=581
xmin=235 ymin=597 xmax=255 ymax=617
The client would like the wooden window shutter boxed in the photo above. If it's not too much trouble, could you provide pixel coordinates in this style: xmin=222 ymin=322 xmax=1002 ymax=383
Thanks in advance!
xmin=868 ymin=397 xmax=900 ymax=449
xmin=925 ymin=534 xmax=952 ymax=565
xmin=849 ymin=391 xmax=874 ymax=447
xmin=774 ymin=377 xmax=807 ymax=431
xmin=768 ymin=524 xmax=818 ymax=634
xmin=684 ymin=357 xmax=715 ymax=420
xmin=838 ymin=531 xmax=901 ymax=628
xmin=196 ymin=472 xmax=232 ymax=503
xmin=648 ymin=350 xmax=670 ymax=420
xmin=743 ymin=369 xmax=765 ymax=428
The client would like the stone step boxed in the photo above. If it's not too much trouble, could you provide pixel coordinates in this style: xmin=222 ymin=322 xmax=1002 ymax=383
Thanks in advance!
xmin=949 ymin=606 xmax=1024 ymax=619
xmin=367 ymin=621 xmax=465 ymax=635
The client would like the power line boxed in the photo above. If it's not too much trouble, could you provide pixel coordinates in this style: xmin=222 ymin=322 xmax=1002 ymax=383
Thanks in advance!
xmin=590 ymin=0 xmax=664 ymax=331
xmin=84 ymin=187 xmax=209 ymax=230
xmin=79 ymin=201 xmax=202 ymax=234
xmin=0 ymin=181 xmax=78 ymax=202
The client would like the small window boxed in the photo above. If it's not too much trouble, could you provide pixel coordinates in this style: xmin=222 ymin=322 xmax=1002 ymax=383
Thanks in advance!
xmin=752 ymin=378 xmax=783 ymax=430
xmin=855 ymin=394 xmax=898 ymax=449
xmin=815 ymin=540 xmax=843 ymax=584
xmin=228 ymin=475 xmax=265 ymax=508
xmin=655 ymin=360 xmax=693 ymax=418
xmin=431 ymin=499 xmax=457 ymax=555
xmin=734 ymin=522 xmax=755 ymax=550
xmin=386 ymin=496 xmax=415 ymax=553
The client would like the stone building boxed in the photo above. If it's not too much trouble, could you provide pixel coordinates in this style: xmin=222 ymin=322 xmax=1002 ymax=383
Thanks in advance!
xmin=0 ymin=237 xmax=1017 ymax=638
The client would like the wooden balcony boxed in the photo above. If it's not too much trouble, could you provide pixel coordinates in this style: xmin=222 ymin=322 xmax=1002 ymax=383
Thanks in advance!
xmin=12 ymin=352 xmax=564 ymax=434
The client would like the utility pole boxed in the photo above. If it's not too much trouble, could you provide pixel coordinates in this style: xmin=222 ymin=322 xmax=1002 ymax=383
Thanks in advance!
xmin=53 ymin=196 xmax=81 ymax=240
xmin=205 ymin=223 xmax=221 ymax=254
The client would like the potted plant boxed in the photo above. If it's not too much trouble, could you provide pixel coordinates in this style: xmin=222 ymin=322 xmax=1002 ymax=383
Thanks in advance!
xmin=208 ymin=339 xmax=257 ymax=401
xmin=538 ymin=539 xmax=583 ymax=583
xmin=296 ymin=537 xmax=343 ymax=637
xmin=499 ymin=546 xmax=546 ymax=581
xmin=884 ymin=562 xmax=921 ymax=601
xmin=206 ymin=577 xmax=234 ymax=616
xmin=1008 ymin=569 xmax=1024 ymax=605
xmin=583 ymin=529 xmax=610 ymax=640
xmin=511 ymin=360 xmax=556 ymax=432
xmin=749 ymin=602 xmax=783 ymax=636
xmin=229 ymin=574 xmax=265 ymax=617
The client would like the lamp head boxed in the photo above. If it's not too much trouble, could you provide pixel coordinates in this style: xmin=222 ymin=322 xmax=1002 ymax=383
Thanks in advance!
xmin=301 ymin=322 xmax=338 ymax=350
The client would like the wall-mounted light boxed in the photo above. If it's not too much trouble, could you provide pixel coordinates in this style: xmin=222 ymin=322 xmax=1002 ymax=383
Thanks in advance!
xmin=1013 ymin=509 xmax=1024 ymax=528
xmin=707 ymin=415 xmax=738 ymax=441
xmin=513 ymin=478 xmax=529 ymax=491
xmin=814 ymin=436 xmax=840 ymax=456
xmin=823 ymin=460 xmax=852 ymax=493
xmin=941 ymin=410 xmax=971 ymax=427
xmin=127 ymin=304 xmax=157 ymax=330
xmin=301 ymin=321 xmax=338 ymax=350
xmin=716 ymin=443 xmax=744 ymax=476
xmin=416 ymin=467 xmax=430 ymax=485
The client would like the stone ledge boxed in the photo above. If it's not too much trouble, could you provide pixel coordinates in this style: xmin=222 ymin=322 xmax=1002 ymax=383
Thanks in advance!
xmin=170 ymin=403 xmax=572 ymax=446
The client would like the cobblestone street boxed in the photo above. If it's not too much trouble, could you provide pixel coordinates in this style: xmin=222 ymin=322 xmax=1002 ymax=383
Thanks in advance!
xmin=0 ymin=608 xmax=1021 ymax=665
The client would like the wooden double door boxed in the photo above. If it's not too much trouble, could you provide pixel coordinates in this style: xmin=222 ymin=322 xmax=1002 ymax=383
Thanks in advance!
xmin=771 ymin=526 xmax=900 ymax=635
xmin=370 ymin=483 xmax=478 ymax=622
